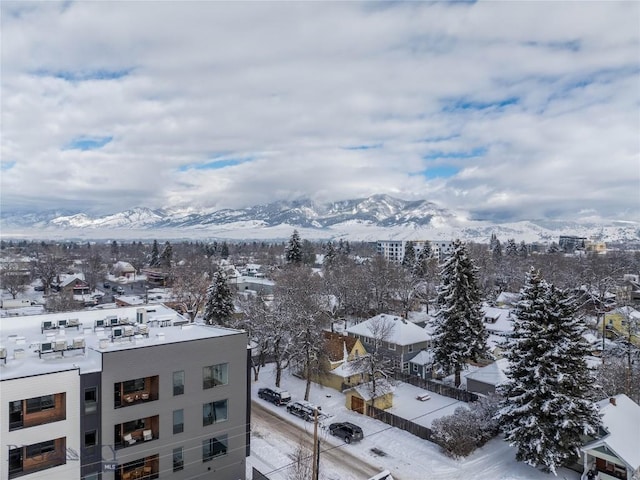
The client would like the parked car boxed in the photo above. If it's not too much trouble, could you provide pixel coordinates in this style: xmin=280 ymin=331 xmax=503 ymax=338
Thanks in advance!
xmin=103 ymin=282 xmax=111 ymax=288
xmin=34 ymin=285 xmax=45 ymax=291
xmin=328 ymin=422 xmax=363 ymax=444
xmin=115 ymin=286 xmax=125 ymax=295
xmin=258 ymin=387 xmax=292 ymax=406
xmin=286 ymin=401 xmax=320 ymax=421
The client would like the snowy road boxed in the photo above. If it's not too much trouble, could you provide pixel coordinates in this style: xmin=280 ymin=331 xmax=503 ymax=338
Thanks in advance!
xmin=250 ymin=400 xmax=387 ymax=480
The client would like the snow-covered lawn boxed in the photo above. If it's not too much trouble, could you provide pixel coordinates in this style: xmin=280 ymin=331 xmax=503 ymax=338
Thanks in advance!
xmin=249 ymin=364 xmax=581 ymax=480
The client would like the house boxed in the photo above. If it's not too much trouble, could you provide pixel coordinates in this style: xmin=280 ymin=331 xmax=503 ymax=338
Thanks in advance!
xmin=315 ymin=331 xmax=368 ymax=391
xmin=617 ymin=274 xmax=640 ymax=305
xmin=344 ymin=379 xmax=394 ymax=412
xmin=112 ymin=261 xmax=136 ymax=279
xmin=581 ymin=394 xmax=640 ymax=480
xmin=346 ymin=314 xmax=432 ymax=372
xmin=408 ymin=349 xmax=435 ymax=380
xmin=602 ymin=306 xmax=640 ymax=347
xmin=465 ymin=358 xmax=509 ymax=396
xmin=0 ymin=305 xmax=249 ymax=480
xmin=53 ymin=274 xmax=91 ymax=296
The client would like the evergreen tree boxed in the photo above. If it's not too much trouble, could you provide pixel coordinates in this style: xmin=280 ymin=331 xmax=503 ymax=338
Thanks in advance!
xmin=492 ymin=239 xmax=503 ymax=262
xmin=432 ymin=239 xmax=487 ymax=386
xmin=517 ymin=240 xmax=529 ymax=258
xmin=150 ymin=240 xmax=159 ymax=267
xmin=159 ymin=241 xmax=173 ymax=269
xmin=489 ymin=233 xmax=498 ymax=252
xmin=323 ymin=241 xmax=336 ymax=270
xmin=413 ymin=241 xmax=432 ymax=278
xmin=505 ymin=238 xmax=518 ymax=256
xmin=285 ymin=230 xmax=303 ymax=264
xmin=402 ymin=241 xmax=416 ymax=269
xmin=203 ymin=270 xmax=235 ymax=326
xmin=497 ymin=268 xmax=601 ymax=474
xmin=220 ymin=241 xmax=229 ymax=259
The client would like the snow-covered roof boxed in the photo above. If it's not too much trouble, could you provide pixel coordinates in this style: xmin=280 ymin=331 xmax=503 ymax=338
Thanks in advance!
xmin=113 ymin=261 xmax=135 ymax=271
xmin=496 ymin=291 xmax=520 ymax=305
xmin=464 ymin=358 xmax=509 ymax=387
xmin=0 ymin=305 xmax=243 ymax=382
xmin=582 ymin=394 xmax=640 ymax=471
xmin=330 ymin=360 xmax=368 ymax=378
xmin=409 ymin=349 xmax=434 ymax=366
xmin=346 ymin=314 xmax=431 ymax=346
xmin=347 ymin=378 xmax=394 ymax=400
xmin=481 ymin=306 xmax=514 ymax=335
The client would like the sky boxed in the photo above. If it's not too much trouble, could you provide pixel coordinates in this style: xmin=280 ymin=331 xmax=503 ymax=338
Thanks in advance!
xmin=1 ymin=1 xmax=639 ymax=223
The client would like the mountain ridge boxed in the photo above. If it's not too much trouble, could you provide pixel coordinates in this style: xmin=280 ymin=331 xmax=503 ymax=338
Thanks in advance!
xmin=1 ymin=195 xmax=638 ymax=243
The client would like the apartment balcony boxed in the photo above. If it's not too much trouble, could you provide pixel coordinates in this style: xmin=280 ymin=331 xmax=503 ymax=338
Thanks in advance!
xmin=114 ymin=376 xmax=159 ymax=409
xmin=114 ymin=415 xmax=159 ymax=450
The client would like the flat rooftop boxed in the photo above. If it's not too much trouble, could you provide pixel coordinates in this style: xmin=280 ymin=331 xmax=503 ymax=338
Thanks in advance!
xmin=0 ymin=305 xmax=244 ymax=381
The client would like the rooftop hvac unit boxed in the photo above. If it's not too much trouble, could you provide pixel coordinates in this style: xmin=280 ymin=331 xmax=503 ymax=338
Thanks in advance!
xmin=55 ymin=340 xmax=67 ymax=351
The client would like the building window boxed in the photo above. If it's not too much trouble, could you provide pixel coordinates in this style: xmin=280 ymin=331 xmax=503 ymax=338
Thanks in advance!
xmin=84 ymin=387 xmax=98 ymax=414
xmin=387 ymin=342 xmax=396 ymax=351
xmin=26 ymin=394 xmax=55 ymax=413
xmin=10 ymin=393 xmax=66 ymax=431
xmin=203 ymin=399 xmax=228 ymax=426
xmin=408 ymin=344 xmax=413 ymax=353
xmin=9 ymin=438 xmax=66 ymax=479
xmin=203 ymin=434 xmax=228 ymax=462
xmin=85 ymin=430 xmax=97 ymax=447
xmin=173 ymin=370 xmax=185 ymax=396
xmin=412 ymin=364 xmax=418 ymax=372
xmin=173 ymin=409 xmax=184 ymax=434
xmin=203 ymin=363 xmax=228 ymax=389
xmin=173 ymin=447 xmax=184 ymax=472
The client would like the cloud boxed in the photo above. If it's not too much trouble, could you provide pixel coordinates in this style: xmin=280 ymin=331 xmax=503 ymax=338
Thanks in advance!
xmin=1 ymin=1 xmax=638 ymax=222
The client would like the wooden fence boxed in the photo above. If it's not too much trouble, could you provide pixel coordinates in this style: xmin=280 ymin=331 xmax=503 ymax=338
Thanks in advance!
xmin=393 ymin=371 xmax=479 ymax=403
xmin=366 ymin=404 xmax=436 ymax=443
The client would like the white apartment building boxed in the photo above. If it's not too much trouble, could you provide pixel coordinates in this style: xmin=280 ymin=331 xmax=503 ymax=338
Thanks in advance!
xmin=376 ymin=240 xmax=455 ymax=264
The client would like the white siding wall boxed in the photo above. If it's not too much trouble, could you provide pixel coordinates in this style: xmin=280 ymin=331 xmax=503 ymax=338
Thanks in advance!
xmin=1 ymin=369 xmax=81 ymax=480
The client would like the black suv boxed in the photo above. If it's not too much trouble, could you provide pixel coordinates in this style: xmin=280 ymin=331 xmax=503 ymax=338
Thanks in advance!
xmin=258 ymin=387 xmax=292 ymax=406
xmin=328 ymin=422 xmax=363 ymax=444
xmin=286 ymin=401 xmax=320 ymax=421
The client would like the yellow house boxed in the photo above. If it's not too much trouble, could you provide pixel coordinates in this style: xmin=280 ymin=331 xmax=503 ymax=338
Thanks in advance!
xmin=602 ymin=307 xmax=640 ymax=347
xmin=314 ymin=332 xmax=369 ymax=391
xmin=344 ymin=380 xmax=394 ymax=413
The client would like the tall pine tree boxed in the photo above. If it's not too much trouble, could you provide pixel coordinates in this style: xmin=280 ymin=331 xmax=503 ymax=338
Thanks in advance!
xmin=203 ymin=270 xmax=235 ymax=326
xmin=402 ymin=241 xmax=416 ymax=269
xmin=150 ymin=240 xmax=159 ymax=267
xmin=285 ymin=230 xmax=302 ymax=264
xmin=497 ymin=268 xmax=601 ymax=474
xmin=432 ymin=239 xmax=487 ymax=386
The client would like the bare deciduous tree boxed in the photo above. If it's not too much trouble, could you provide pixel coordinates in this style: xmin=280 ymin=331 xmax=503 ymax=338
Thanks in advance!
xmin=0 ymin=262 xmax=28 ymax=298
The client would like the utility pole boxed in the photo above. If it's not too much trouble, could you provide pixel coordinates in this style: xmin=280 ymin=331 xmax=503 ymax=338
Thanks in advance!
xmin=311 ymin=407 xmax=320 ymax=480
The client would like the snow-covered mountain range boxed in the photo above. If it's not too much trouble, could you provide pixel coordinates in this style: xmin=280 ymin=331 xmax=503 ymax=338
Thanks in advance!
xmin=1 ymin=194 xmax=638 ymax=243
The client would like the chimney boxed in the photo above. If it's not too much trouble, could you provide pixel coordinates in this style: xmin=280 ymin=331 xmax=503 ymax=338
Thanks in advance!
xmin=610 ymin=397 xmax=616 ymax=406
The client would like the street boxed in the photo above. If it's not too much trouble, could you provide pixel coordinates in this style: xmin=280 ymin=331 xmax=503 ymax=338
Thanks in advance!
xmin=251 ymin=401 xmax=384 ymax=480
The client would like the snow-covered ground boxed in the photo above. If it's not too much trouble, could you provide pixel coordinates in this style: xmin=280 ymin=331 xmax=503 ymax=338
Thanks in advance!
xmin=248 ymin=364 xmax=581 ymax=480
